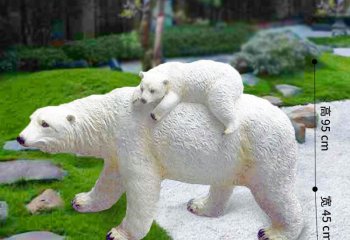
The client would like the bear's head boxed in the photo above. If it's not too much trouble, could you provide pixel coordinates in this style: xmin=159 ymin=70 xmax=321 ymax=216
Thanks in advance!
xmin=18 ymin=106 xmax=77 ymax=153
xmin=138 ymin=71 xmax=169 ymax=104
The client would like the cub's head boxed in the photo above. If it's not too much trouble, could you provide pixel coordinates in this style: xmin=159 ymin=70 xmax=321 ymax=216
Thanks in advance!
xmin=138 ymin=71 xmax=169 ymax=104
xmin=17 ymin=106 xmax=77 ymax=153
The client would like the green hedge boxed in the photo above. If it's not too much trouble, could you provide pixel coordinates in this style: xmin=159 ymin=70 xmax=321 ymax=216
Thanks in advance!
xmin=16 ymin=46 xmax=71 ymax=70
xmin=162 ymin=23 xmax=254 ymax=57
xmin=309 ymin=36 xmax=350 ymax=47
xmin=62 ymin=31 xmax=142 ymax=64
xmin=1 ymin=24 xmax=254 ymax=72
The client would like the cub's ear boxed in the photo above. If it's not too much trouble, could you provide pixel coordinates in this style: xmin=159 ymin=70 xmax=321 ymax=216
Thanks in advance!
xmin=139 ymin=71 xmax=144 ymax=78
xmin=66 ymin=114 xmax=76 ymax=123
xmin=163 ymin=79 xmax=169 ymax=85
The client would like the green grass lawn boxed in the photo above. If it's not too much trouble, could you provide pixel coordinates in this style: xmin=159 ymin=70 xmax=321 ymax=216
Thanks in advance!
xmin=0 ymin=69 xmax=170 ymax=240
xmin=309 ymin=35 xmax=350 ymax=47
xmin=0 ymin=51 xmax=349 ymax=239
xmin=245 ymin=53 xmax=350 ymax=105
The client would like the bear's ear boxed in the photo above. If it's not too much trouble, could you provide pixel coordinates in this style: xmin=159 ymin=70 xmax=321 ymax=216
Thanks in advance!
xmin=139 ymin=71 xmax=144 ymax=78
xmin=163 ymin=79 xmax=169 ymax=85
xmin=66 ymin=114 xmax=76 ymax=123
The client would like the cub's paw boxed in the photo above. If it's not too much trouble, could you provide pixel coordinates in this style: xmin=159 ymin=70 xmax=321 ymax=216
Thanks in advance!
xmin=258 ymin=228 xmax=288 ymax=240
xmin=71 ymin=192 xmax=101 ymax=212
xmin=223 ymin=123 xmax=238 ymax=135
xmin=150 ymin=112 xmax=159 ymax=121
xmin=106 ymin=227 xmax=132 ymax=240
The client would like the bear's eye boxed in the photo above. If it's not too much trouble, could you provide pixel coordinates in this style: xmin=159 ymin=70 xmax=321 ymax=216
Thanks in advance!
xmin=150 ymin=89 xmax=155 ymax=94
xmin=41 ymin=121 xmax=50 ymax=128
xmin=140 ymin=87 xmax=144 ymax=92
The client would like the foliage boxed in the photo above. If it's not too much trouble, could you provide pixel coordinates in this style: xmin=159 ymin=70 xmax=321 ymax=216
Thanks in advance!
xmin=309 ymin=35 xmax=350 ymax=47
xmin=162 ymin=23 xmax=254 ymax=57
xmin=232 ymin=30 xmax=321 ymax=76
xmin=63 ymin=31 xmax=143 ymax=64
xmin=0 ymin=69 xmax=170 ymax=240
xmin=0 ymin=50 xmax=17 ymax=73
xmin=16 ymin=47 xmax=71 ymax=70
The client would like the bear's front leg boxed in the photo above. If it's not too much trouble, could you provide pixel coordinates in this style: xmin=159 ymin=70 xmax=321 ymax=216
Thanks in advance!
xmin=72 ymin=158 xmax=124 ymax=212
xmin=151 ymin=91 xmax=180 ymax=121
xmin=107 ymin=159 xmax=161 ymax=240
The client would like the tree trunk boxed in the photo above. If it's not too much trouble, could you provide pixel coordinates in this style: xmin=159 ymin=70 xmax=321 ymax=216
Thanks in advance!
xmin=152 ymin=0 xmax=165 ymax=67
xmin=140 ymin=0 xmax=153 ymax=71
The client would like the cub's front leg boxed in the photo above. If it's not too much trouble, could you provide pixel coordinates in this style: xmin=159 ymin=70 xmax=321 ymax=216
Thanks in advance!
xmin=107 ymin=157 xmax=161 ymax=240
xmin=132 ymin=86 xmax=142 ymax=105
xmin=151 ymin=91 xmax=180 ymax=121
xmin=72 ymin=158 xmax=124 ymax=213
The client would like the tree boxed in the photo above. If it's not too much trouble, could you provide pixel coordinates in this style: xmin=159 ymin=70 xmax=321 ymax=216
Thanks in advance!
xmin=152 ymin=0 xmax=165 ymax=67
xmin=139 ymin=0 xmax=153 ymax=70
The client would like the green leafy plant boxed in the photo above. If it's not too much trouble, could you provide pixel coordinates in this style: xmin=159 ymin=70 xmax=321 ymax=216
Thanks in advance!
xmin=16 ymin=47 xmax=71 ymax=70
xmin=232 ymin=30 xmax=321 ymax=75
xmin=162 ymin=23 xmax=254 ymax=57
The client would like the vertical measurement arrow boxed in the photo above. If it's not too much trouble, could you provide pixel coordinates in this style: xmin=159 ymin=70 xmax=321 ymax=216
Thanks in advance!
xmin=312 ymin=58 xmax=319 ymax=240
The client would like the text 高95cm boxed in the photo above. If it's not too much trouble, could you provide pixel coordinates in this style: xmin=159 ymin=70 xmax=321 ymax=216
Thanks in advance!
xmin=320 ymin=106 xmax=331 ymax=151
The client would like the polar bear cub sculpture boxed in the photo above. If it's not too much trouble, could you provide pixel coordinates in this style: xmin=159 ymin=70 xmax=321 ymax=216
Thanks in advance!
xmin=133 ymin=60 xmax=243 ymax=134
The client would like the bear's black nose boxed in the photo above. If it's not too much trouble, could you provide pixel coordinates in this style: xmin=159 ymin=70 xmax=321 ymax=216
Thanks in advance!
xmin=16 ymin=136 xmax=25 ymax=145
xmin=141 ymin=98 xmax=147 ymax=104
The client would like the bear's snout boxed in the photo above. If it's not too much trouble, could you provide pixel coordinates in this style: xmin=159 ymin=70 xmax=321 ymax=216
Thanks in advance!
xmin=141 ymin=98 xmax=147 ymax=104
xmin=16 ymin=136 xmax=26 ymax=146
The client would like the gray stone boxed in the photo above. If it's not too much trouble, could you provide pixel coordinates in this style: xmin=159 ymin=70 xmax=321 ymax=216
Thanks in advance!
xmin=276 ymin=84 xmax=301 ymax=97
xmin=291 ymin=121 xmax=306 ymax=144
xmin=0 ymin=160 xmax=66 ymax=184
xmin=3 ymin=140 xmax=38 ymax=151
xmin=262 ymin=96 xmax=283 ymax=106
xmin=334 ymin=48 xmax=350 ymax=57
xmin=288 ymin=104 xmax=317 ymax=128
xmin=5 ymin=231 xmax=64 ymax=240
xmin=26 ymin=189 xmax=64 ymax=214
xmin=0 ymin=201 xmax=8 ymax=221
xmin=241 ymin=73 xmax=259 ymax=86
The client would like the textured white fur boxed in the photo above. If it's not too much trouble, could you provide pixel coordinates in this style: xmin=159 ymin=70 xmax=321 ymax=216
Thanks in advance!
xmin=133 ymin=60 xmax=244 ymax=134
xmin=19 ymin=87 xmax=303 ymax=240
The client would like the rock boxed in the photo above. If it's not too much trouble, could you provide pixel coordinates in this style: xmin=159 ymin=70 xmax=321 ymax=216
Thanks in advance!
xmin=288 ymin=104 xmax=317 ymax=128
xmin=0 ymin=201 xmax=8 ymax=221
xmin=334 ymin=48 xmax=350 ymax=57
xmin=4 ymin=231 xmax=64 ymax=240
xmin=26 ymin=189 xmax=64 ymax=214
xmin=109 ymin=58 xmax=122 ymax=71
xmin=291 ymin=121 xmax=305 ymax=144
xmin=276 ymin=84 xmax=301 ymax=97
xmin=241 ymin=73 xmax=259 ymax=86
xmin=262 ymin=96 xmax=283 ymax=106
xmin=3 ymin=140 xmax=38 ymax=151
xmin=231 ymin=56 xmax=253 ymax=74
xmin=0 ymin=160 xmax=66 ymax=184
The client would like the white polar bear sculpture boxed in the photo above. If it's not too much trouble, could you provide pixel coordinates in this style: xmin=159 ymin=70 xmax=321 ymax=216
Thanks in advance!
xmin=133 ymin=60 xmax=243 ymax=134
xmin=18 ymin=87 xmax=303 ymax=240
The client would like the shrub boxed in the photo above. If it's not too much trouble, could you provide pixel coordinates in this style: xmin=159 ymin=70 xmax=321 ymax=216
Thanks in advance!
xmin=162 ymin=23 xmax=254 ymax=57
xmin=232 ymin=30 xmax=321 ymax=75
xmin=16 ymin=46 xmax=71 ymax=70
xmin=0 ymin=50 xmax=17 ymax=73
xmin=62 ymin=31 xmax=142 ymax=64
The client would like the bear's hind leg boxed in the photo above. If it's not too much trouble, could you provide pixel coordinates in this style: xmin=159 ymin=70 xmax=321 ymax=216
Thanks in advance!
xmin=207 ymin=82 xmax=240 ymax=135
xmin=187 ymin=185 xmax=233 ymax=217
xmin=250 ymin=181 xmax=304 ymax=240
